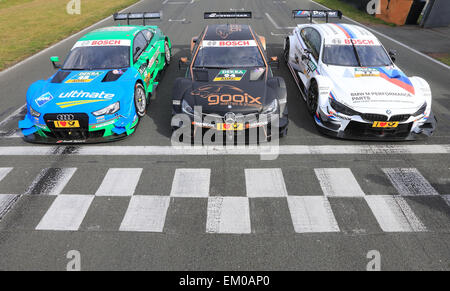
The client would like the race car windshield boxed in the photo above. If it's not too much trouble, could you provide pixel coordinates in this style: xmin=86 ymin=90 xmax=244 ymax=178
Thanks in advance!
xmin=193 ymin=47 xmax=265 ymax=68
xmin=323 ymin=45 xmax=392 ymax=67
xmin=63 ymin=46 xmax=130 ymax=70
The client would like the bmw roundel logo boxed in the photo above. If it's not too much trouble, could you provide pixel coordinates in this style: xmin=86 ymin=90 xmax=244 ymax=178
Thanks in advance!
xmin=386 ymin=109 xmax=392 ymax=115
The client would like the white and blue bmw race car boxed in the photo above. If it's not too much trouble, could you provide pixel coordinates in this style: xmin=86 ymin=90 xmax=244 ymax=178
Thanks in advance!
xmin=284 ymin=10 xmax=436 ymax=140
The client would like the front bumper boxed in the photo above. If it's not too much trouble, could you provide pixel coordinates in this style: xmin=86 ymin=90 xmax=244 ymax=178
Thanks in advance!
xmin=314 ymin=111 xmax=437 ymax=141
xmin=19 ymin=112 xmax=139 ymax=144
xmin=171 ymin=112 xmax=289 ymax=143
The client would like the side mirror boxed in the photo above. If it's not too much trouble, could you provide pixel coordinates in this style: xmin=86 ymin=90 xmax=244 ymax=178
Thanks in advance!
xmin=389 ymin=49 xmax=397 ymax=63
xmin=178 ymin=57 xmax=190 ymax=70
xmin=191 ymin=37 xmax=199 ymax=53
xmin=269 ymin=56 xmax=280 ymax=69
xmin=50 ymin=56 xmax=61 ymax=69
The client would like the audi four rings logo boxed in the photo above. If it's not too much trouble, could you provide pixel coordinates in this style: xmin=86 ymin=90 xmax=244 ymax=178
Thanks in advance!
xmin=57 ymin=114 xmax=75 ymax=121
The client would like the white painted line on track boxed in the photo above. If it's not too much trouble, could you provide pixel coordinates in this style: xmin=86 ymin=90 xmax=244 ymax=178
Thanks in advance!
xmin=206 ymin=197 xmax=251 ymax=234
xmin=245 ymin=168 xmax=288 ymax=197
xmin=0 ymin=105 xmax=26 ymax=129
xmin=265 ymin=13 xmax=296 ymax=30
xmin=119 ymin=196 xmax=170 ymax=232
xmin=310 ymin=0 xmax=450 ymax=70
xmin=95 ymin=168 xmax=143 ymax=197
xmin=383 ymin=168 xmax=439 ymax=196
xmin=0 ymin=168 xmax=13 ymax=183
xmin=287 ymin=196 xmax=340 ymax=233
xmin=365 ymin=195 xmax=427 ymax=232
xmin=1 ymin=145 xmax=450 ymax=156
xmin=0 ymin=0 xmax=145 ymax=76
xmin=25 ymin=168 xmax=77 ymax=195
xmin=315 ymin=168 xmax=365 ymax=197
xmin=444 ymin=195 xmax=450 ymax=208
xmin=36 ymin=195 xmax=93 ymax=231
xmin=0 ymin=194 xmax=18 ymax=218
xmin=170 ymin=169 xmax=210 ymax=197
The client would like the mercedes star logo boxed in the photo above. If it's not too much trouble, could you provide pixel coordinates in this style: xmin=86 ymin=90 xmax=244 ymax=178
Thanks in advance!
xmin=224 ymin=112 xmax=236 ymax=124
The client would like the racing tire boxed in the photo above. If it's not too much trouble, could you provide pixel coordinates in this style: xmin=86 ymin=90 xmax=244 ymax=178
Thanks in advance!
xmin=134 ymin=83 xmax=147 ymax=118
xmin=164 ymin=40 xmax=171 ymax=66
xmin=283 ymin=38 xmax=290 ymax=63
xmin=307 ymin=80 xmax=319 ymax=115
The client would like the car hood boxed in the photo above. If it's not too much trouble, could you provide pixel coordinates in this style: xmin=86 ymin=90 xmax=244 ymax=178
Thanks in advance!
xmin=29 ymin=69 xmax=130 ymax=113
xmin=183 ymin=68 xmax=268 ymax=115
xmin=325 ymin=65 xmax=423 ymax=110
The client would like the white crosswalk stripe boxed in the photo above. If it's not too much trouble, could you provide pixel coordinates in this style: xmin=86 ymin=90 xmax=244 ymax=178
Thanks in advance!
xmin=315 ymin=168 xmax=365 ymax=197
xmin=170 ymin=169 xmax=210 ymax=197
xmin=383 ymin=168 xmax=439 ymax=196
xmin=287 ymin=196 xmax=340 ymax=233
xmin=36 ymin=195 xmax=94 ymax=231
xmin=119 ymin=196 xmax=170 ymax=232
xmin=0 ymin=168 xmax=13 ymax=183
xmin=365 ymin=195 xmax=427 ymax=232
xmin=206 ymin=197 xmax=251 ymax=234
xmin=245 ymin=168 xmax=288 ymax=197
xmin=96 ymin=168 xmax=143 ymax=196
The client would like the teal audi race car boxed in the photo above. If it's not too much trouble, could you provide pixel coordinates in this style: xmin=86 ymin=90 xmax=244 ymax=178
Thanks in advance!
xmin=19 ymin=12 xmax=171 ymax=143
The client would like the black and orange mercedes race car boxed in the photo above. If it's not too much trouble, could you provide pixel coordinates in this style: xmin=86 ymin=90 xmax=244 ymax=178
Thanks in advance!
xmin=172 ymin=12 xmax=288 ymax=143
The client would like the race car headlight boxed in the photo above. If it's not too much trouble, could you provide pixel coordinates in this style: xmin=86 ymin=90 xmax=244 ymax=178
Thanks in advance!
xmin=413 ymin=102 xmax=427 ymax=117
xmin=329 ymin=98 xmax=359 ymax=116
xmin=92 ymin=102 xmax=120 ymax=117
xmin=29 ymin=107 xmax=41 ymax=117
xmin=182 ymin=99 xmax=194 ymax=115
xmin=262 ymin=99 xmax=279 ymax=115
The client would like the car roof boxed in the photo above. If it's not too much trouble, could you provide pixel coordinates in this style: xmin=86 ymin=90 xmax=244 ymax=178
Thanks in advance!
xmin=79 ymin=25 xmax=152 ymax=41
xmin=300 ymin=23 xmax=378 ymax=41
xmin=203 ymin=24 xmax=255 ymax=41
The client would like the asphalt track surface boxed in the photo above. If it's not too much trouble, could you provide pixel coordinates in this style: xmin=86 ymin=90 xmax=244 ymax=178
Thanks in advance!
xmin=0 ymin=0 xmax=449 ymax=271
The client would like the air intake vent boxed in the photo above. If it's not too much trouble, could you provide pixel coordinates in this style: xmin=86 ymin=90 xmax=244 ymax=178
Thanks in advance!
xmin=102 ymin=69 xmax=127 ymax=82
xmin=51 ymin=71 xmax=71 ymax=83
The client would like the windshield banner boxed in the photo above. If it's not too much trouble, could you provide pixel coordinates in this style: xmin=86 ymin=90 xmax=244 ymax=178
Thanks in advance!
xmin=72 ymin=39 xmax=131 ymax=49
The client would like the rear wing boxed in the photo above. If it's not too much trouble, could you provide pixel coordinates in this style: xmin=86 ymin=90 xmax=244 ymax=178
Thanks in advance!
xmin=113 ymin=12 xmax=162 ymax=25
xmin=204 ymin=11 xmax=252 ymax=19
xmin=292 ymin=10 xmax=342 ymax=23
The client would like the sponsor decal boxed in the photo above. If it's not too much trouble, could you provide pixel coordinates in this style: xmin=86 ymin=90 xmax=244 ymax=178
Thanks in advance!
xmin=58 ymin=90 xmax=115 ymax=99
xmin=35 ymin=92 xmax=54 ymax=107
xmin=372 ymin=121 xmax=399 ymax=128
xmin=55 ymin=91 xmax=114 ymax=108
xmin=202 ymin=40 xmax=257 ymax=48
xmin=214 ymin=70 xmax=247 ymax=82
xmin=217 ymin=123 xmax=244 ymax=131
xmin=72 ymin=39 xmax=131 ymax=49
xmin=354 ymin=68 xmax=380 ymax=77
xmin=191 ymin=85 xmax=262 ymax=107
xmin=91 ymin=118 xmax=118 ymax=129
xmin=65 ymin=71 xmax=103 ymax=83
xmin=54 ymin=120 xmax=80 ymax=128
xmin=350 ymin=91 xmax=414 ymax=104
xmin=56 ymin=140 xmax=86 ymax=144
xmin=344 ymin=39 xmax=376 ymax=46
